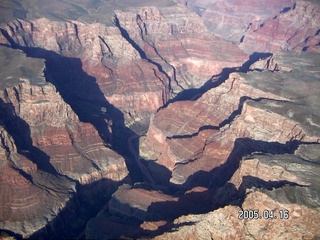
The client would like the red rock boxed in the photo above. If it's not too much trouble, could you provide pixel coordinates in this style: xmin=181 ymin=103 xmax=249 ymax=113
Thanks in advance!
xmin=0 ymin=5 xmax=248 ymax=126
xmin=0 ymin=125 xmax=75 ymax=238
xmin=0 ymin=2 xmax=320 ymax=239
xmin=0 ymin=82 xmax=128 ymax=184
xmin=140 ymin=52 xmax=320 ymax=187
xmin=151 ymin=146 xmax=320 ymax=239
xmin=181 ymin=0 xmax=295 ymax=43
xmin=114 ymin=6 xmax=248 ymax=88
xmin=86 ymin=183 xmax=213 ymax=239
xmin=140 ymin=220 xmax=167 ymax=231
xmin=152 ymin=191 xmax=320 ymax=240
xmin=0 ymin=47 xmax=128 ymax=237
xmin=240 ymin=1 xmax=320 ymax=53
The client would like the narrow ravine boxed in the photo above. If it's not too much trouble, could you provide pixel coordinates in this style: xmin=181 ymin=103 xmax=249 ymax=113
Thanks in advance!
xmin=1 ymin=3 xmax=320 ymax=238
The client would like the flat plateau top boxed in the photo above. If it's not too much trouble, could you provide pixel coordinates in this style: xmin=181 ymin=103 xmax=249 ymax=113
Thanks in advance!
xmin=241 ymin=51 xmax=320 ymax=137
xmin=0 ymin=0 xmax=177 ymax=24
xmin=0 ymin=46 xmax=46 ymax=90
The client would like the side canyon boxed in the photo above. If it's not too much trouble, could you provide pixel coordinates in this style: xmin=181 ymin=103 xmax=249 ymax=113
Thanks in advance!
xmin=0 ymin=0 xmax=319 ymax=239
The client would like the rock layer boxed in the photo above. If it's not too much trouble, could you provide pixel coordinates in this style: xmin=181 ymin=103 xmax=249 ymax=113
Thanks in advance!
xmin=153 ymin=191 xmax=320 ymax=240
xmin=0 ymin=5 xmax=248 ymax=127
xmin=0 ymin=1 xmax=320 ymax=239
xmin=0 ymin=123 xmax=75 ymax=238
xmin=181 ymin=0 xmax=296 ymax=43
xmin=240 ymin=0 xmax=320 ymax=53
xmin=140 ymin=51 xmax=320 ymax=187
xmin=153 ymin=141 xmax=320 ymax=239
xmin=0 ymin=46 xmax=128 ymax=237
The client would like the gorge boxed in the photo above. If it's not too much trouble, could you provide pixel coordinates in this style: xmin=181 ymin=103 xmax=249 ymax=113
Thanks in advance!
xmin=0 ymin=0 xmax=320 ymax=239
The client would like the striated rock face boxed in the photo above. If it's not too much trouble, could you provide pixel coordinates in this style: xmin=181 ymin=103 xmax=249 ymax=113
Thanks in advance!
xmin=0 ymin=124 xmax=76 ymax=238
xmin=89 ymin=136 xmax=320 ymax=239
xmin=0 ymin=1 xmax=320 ymax=239
xmin=0 ymin=46 xmax=128 ymax=238
xmin=153 ymin=191 xmax=320 ymax=240
xmin=85 ymin=184 xmax=176 ymax=239
xmin=240 ymin=0 xmax=320 ymax=53
xmin=184 ymin=0 xmax=320 ymax=53
xmin=153 ymin=140 xmax=320 ymax=239
xmin=113 ymin=6 xmax=248 ymax=89
xmin=0 ymin=47 xmax=128 ymax=184
xmin=184 ymin=0 xmax=296 ymax=43
xmin=0 ymin=5 xmax=248 ymax=127
xmin=140 ymin=51 xmax=320 ymax=188
xmin=0 ymin=48 xmax=73 ymax=237
xmin=86 ymin=183 xmax=213 ymax=239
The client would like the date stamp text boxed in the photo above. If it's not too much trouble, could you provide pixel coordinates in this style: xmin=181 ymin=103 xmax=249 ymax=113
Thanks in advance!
xmin=238 ymin=209 xmax=289 ymax=220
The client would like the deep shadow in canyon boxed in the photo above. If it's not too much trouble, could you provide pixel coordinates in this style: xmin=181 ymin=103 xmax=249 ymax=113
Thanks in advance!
xmin=0 ymin=229 xmax=22 ymax=240
xmin=0 ymin=33 xmax=152 ymax=238
xmin=0 ymin=99 xmax=58 ymax=177
xmin=0 ymin=33 xmax=145 ymax=184
xmin=0 ymin=29 xmax=311 ymax=240
xmin=29 ymin=178 xmax=125 ymax=240
xmin=168 ymin=97 xmax=291 ymax=140
xmin=0 ymin=98 xmax=129 ymax=240
xmin=181 ymin=138 xmax=307 ymax=190
xmin=113 ymin=14 xmax=173 ymax=95
xmin=91 ymin=138 xmax=310 ymax=239
xmin=162 ymin=52 xmax=272 ymax=107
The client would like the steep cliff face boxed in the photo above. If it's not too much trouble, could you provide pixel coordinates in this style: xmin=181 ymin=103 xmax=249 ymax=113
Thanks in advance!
xmin=181 ymin=0 xmax=296 ymax=43
xmin=85 ymin=51 xmax=320 ymax=239
xmin=153 ymin=143 xmax=320 ymax=239
xmin=0 ymin=122 xmax=75 ymax=238
xmin=183 ymin=0 xmax=320 ymax=53
xmin=0 ymin=5 xmax=248 ymax=127
xmin=0 ymin=1 xmax=320 ymax=239
xmin=0 ymin=48 xmax=128 ymax=184
xmin=0 ymin=46 xmax=128 ymax=238
xmin=113 ymin=6 xmax=248 ymax=89
xmin=153 ymin=191 xmax=320 ymax=240
xmin=240 ymin=0 xmax=320 ymax=53
xmin=140 ymin=52 xmax=320 ymax=187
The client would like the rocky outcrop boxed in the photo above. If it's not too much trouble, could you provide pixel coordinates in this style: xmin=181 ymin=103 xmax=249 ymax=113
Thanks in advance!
xmin=183 ymin=0 xmax=320 ymax=54
xmin=0 ymin=5 xmax=248 ymax=127
xmin=0 ymin=123 xmax=75 ymax=238
xmin=85 ymin=184 xmax=176 ymax=239
xmin=0 ymin=1 xmax=320 ymax=239
xmin=180 ymin=0 xmax=296 ymax=43
xmin=88 ymin=141 xmax=320 ymax=239
xmin=240 ymin=1 xmax=320 ymax=53
xmin=113 ymin=6 xmax=248 ymax=89
xmin=86 ymin=183 xmax=213 ymax=239
xmin=0 ymin=46 xmax=128 ymax=237
xmin=140 ymin=51 xmax=320 ymax=188
xmin=151 ymin=140 xmax=320 ymax=239
xmin=152 ymin=191 xmax=320 ymax=240
xmin=0 ymin=47 xmax=128 ymax=184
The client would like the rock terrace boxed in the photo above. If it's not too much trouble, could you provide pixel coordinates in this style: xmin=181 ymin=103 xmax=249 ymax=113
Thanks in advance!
xmin=0 ymin=0 xmax=319 ymax=239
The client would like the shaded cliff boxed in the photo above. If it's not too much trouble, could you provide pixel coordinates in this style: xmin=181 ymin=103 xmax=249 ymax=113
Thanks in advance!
xmin=0 ymin=1 xmax=319 ymax=239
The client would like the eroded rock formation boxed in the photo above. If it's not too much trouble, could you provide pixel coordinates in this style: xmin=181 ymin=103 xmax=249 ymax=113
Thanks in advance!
xmin=181 ymin=0 xmax=296 ymax=43
xmin=153 ymin=191 xmax=320 ymax=240
xmin=152 ymin=142 xmax=320 ymax=239
xmin=0 ymin=5 xmax=248 ymax=128
xmin=0 ymin=46 xmax=128 ymax=238
xmin=140 ymin=51 xmax=320 ymax=188
xmin=240 ymin=1 xmax=320 ymax=53
xmin=86 ymin=51 xmax=320 ymax=239
xmin=0 ymin=0 xmax=319 ymax=239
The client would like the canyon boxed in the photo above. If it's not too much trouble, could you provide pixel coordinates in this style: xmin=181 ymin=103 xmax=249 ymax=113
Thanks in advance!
xmin=0 ymin=0 xmax=319 ymax=239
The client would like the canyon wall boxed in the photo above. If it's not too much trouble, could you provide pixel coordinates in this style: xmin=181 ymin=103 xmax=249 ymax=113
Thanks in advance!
xmin=0 ymin=46 xmax=128 ymax=238
xmin=0 ymin=0 xmax=319 ymax=239
xmin=0 ymin=5 xmax=248 ymax=128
